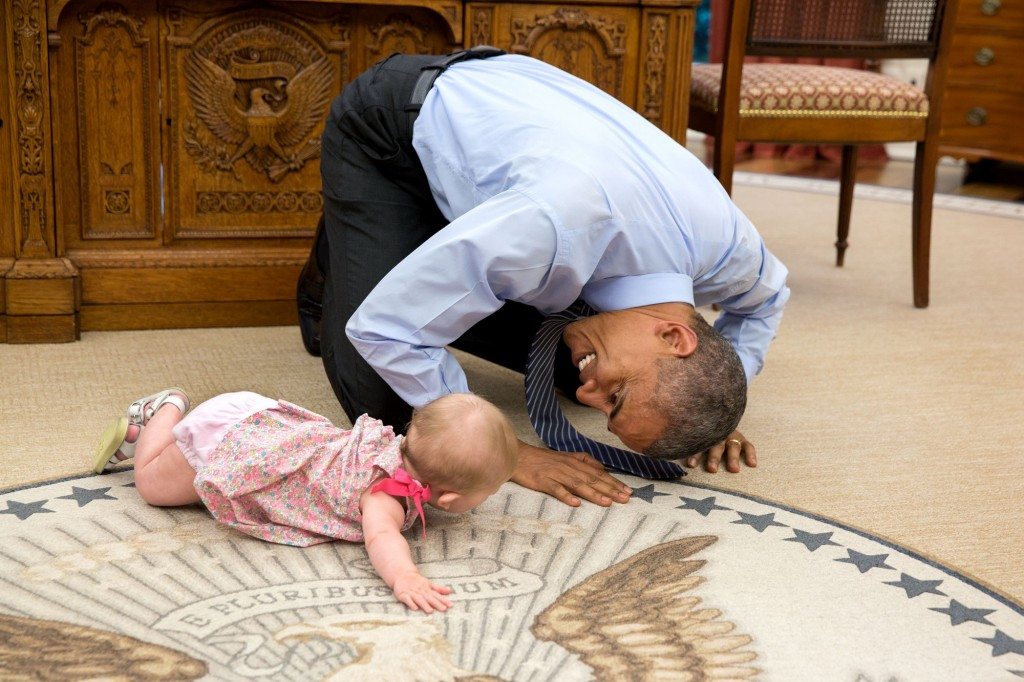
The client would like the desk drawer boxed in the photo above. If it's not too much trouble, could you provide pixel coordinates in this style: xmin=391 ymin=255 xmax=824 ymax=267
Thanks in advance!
xmin=946 ymin=30 xmax=1024 ymax=91
xmin=940 ymin=87 xmax=1024 ymax=156
xmin=954 ymin=0 xmax=1024 ymax=30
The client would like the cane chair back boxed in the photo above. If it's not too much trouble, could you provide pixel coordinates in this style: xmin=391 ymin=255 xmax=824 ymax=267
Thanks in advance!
xmin=690 ymin=0 xmax=960 ymax=307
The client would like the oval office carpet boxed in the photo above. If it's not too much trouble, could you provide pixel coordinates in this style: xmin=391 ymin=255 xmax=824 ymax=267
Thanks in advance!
xmin=2 ymin=178 xmax=1023 ymax=679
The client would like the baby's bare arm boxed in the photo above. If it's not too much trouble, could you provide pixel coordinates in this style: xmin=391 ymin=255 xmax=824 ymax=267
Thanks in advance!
xmin=360 ymin=489 xmax=452 ymax=613
xmin=360 ymin=490 xmax=417 ymax=584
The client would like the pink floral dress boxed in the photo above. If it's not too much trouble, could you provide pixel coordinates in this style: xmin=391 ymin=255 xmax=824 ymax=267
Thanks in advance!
xmin=188 ymin=400 xmax=417 ymax=547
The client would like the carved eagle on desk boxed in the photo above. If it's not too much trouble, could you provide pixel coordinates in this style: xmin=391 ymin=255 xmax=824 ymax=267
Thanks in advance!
xmin=184 ymin=52 xmax=333 ymax=181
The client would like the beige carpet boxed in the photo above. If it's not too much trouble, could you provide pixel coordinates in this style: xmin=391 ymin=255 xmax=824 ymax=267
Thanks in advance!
xmin=2 ymin=180 xmax=1023 ymax=679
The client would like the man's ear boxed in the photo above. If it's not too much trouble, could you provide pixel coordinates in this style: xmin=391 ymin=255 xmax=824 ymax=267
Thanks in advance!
xmin=654 ymin=320 xmax=698 ymax=357
xmin=433 ymin=491 xmax=461 ymax=511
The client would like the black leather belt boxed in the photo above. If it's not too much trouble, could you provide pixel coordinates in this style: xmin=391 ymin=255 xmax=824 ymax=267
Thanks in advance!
xmin=406 ymin=45 xmax=506 ymax=122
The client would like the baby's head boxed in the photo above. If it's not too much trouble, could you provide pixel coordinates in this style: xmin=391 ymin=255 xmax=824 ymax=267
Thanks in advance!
xmin=400 ymin=393 xmax=518 ymax=514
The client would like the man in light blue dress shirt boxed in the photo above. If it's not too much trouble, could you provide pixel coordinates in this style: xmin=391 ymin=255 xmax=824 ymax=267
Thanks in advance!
xmin=297 ymin=51 xmax=789 ymax=508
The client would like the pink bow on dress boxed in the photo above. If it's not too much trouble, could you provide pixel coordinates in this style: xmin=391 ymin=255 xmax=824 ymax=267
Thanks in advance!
xmin=371 ymin=467 xmax=432 ymax=538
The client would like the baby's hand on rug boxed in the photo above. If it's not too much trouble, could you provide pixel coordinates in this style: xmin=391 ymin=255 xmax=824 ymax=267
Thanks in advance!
xmin=684 ymin=430 xmax=757 ymax=474
xmin=393 ymin=571 xmax=453 ymax=613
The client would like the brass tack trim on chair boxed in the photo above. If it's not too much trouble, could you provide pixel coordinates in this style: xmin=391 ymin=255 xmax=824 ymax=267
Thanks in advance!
xmin=697 ymin=104 xmax=929 ymax=119
xmin=737 ymin=108 xmax=929 ymax=118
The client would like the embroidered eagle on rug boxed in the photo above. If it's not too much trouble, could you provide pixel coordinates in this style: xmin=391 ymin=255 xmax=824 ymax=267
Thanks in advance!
xmin=532 ymin=536 xmax=760 ymax=679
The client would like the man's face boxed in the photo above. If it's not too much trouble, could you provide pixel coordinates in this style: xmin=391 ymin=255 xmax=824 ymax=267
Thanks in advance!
xmin=562 ymin=312 xmax=670 ymax=452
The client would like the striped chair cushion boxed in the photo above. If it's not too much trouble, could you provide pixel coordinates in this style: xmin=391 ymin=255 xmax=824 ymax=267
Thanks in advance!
xmin=691 ymin=63 xmax=928 ymax=118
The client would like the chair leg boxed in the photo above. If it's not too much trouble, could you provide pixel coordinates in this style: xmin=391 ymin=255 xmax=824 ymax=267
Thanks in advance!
xmin=911 ymin=139 xmax=939 ymax=308
xmin=836 ymin=145 xmax=858 ymax=267
xmin=712 ymin=126 xmax=738 ymax=196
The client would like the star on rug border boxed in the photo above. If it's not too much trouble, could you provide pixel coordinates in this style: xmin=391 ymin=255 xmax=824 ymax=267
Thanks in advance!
xmin=835 ymin=548 xmax=895 ymax=574
xmin=57 ymin=486 xmax=117 ymax=507
xmin=0 ymin=499 xmax=55 ymax=520
xmin=785 ymin=528 xmax=840 ymax=552
xmin=676 ymin=495 xmax=731 ymax=516
xmin=884 ymin=572 xmax=946 ymax=599
xmin=930 ymin=599 xmax=995 ymax=626
xmin=974 ymin=630 xmax=1024 ymax=657
xmin=631 ymin=484 xmax=671 ymax=503
xmin=731 ymin=511 xmax=787 ymax=532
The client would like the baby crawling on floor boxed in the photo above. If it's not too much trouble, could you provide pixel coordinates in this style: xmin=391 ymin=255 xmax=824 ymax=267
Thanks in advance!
xmin=94 ymin=388 xmax=517 ymax=613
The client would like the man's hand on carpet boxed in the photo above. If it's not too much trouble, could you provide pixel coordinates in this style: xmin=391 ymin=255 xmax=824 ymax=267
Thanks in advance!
xmin=684 ymin=430 xmax=757 ymax=474
xmin=512 ymin=441 xmax=632 ymax=507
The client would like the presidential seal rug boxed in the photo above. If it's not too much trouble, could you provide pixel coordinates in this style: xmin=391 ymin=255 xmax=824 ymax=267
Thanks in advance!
xmin=2 ymin=472 xmax=1023 ymax=680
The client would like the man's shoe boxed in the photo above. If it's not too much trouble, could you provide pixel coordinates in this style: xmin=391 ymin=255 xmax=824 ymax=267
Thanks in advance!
xmin=297 ymin=216 xmax=326 ymax=357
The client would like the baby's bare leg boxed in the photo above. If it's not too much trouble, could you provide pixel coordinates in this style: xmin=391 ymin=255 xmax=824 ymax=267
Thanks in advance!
xmin=134 ymin=403 xmax=200 ymax=506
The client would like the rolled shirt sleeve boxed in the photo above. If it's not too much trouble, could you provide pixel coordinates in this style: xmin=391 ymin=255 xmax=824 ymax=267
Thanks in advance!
xmin=345 ymin=189 xmax=563 ymax=408
xmin=709 ymin=241 xmax=790 ymax=383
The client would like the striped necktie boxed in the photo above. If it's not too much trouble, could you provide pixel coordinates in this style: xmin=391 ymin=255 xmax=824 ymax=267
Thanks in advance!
xmin=524 ymin=301 xmax=685 ymax=479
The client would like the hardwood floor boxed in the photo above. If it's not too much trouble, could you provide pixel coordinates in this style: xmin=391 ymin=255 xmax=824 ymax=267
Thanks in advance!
xmin=685 ymin=137 xmax=1024 ymax=202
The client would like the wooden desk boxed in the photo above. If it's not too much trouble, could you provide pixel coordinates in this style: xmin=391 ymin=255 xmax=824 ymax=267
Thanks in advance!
xmin=0 ymin=0 xmax=697 ymax=343
xmin=939 ymin=0 xmax=1024 ymax=164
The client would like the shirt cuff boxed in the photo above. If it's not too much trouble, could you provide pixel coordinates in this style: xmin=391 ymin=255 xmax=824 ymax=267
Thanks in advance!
xmin=582 ymin=273 xmax=695 ymax=312
xmin=738 ymin=350 xmax=759 ymax=386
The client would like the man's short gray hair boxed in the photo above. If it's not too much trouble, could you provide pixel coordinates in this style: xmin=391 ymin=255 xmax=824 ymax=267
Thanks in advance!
xmin=642 ymin=312 xmax=747 ymax=460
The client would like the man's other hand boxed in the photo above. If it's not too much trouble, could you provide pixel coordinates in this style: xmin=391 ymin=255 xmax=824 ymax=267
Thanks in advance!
xmin=511 ymin=441 xmax=632 ymax=507
xmin=683 ymin=430 xmax=756 ymax=474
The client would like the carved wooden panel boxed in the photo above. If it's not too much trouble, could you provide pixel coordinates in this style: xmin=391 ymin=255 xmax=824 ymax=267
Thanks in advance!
xmin=468 ymin=3 xmax=495 ymax=47
xmin=477 ymin=4 xmax=640 ymax=106
xmin=50 ymin=0 xmax=161 ymax=249
xmin=164 ymin=2 xmax=347 ymax=239
xmin=81 ymin=5 xmax=157 ymax=239
xmin=0 ymin=3 xmax=9 ymax=343
xmin=359 ymin=8 xmax=456 ymax=72
xmin=162 ymin=3 xmax=452 ymax=240
xmin=10 ymin=0 xmax=53 ymax=258
xmin=0 ymin=9 xmax=16 ymax=261
xmin=466 ymin=2 xmax=692 ymax=139
xmin=640 ymin=7 xmax=693 ymax=141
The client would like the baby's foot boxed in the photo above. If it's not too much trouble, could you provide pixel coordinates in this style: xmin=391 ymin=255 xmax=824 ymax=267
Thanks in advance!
xmin=109 ymin=424 xmax=142 ymax=463
xmin=93 ymin=419 xmax=141 ymax=474
xmin=127 ymin=388 xmax=190 ymax=425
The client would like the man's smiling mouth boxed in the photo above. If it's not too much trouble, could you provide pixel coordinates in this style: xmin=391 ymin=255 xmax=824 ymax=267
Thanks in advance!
xmin=577 ymin=353 xmax=596 ymax=372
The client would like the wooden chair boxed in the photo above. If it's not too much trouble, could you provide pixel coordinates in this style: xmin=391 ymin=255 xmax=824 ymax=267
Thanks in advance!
xmin=689 ymin=0 xmax=960 ymax=307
